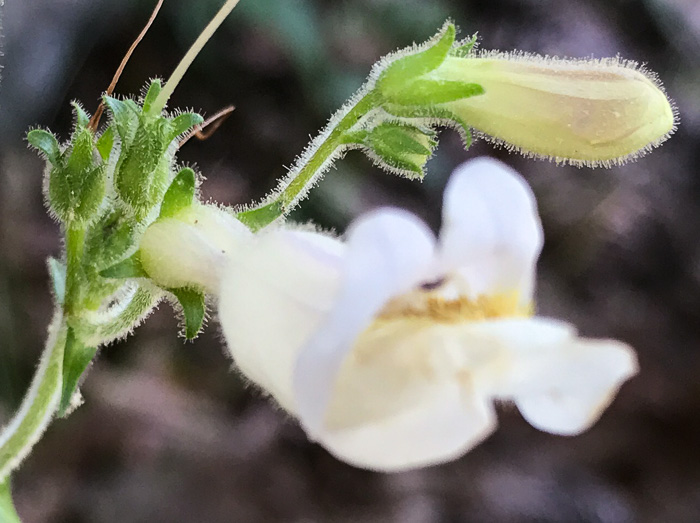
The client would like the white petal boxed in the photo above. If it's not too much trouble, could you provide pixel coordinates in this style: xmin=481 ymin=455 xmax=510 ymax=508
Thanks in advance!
xmin=462 ymin=318 xmax=638 ymax=435
xmin=318 ymin=382 xmax=496 ymax=472
xmin=439 ymin=157 xmax=543 ymax=300
xmin=140 ymin=206 xmax=250 ymax=292
xmin=178 ymin=204 xmax=252 ymax=256
xmin=293 ymin=209 xmax=437 ymax=435
xmin=514 ymin=337 xmax=638 ymax=435
xmin=218 ymin=228 xmax=345 ymax=410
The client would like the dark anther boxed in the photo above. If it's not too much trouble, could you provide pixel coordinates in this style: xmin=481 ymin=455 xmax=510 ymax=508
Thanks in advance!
xmin=420 ymin=278 xmax=445 ymax=291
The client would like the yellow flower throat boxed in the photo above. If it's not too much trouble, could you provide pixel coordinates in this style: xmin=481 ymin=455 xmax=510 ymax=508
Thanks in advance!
xmin=377 ymin=287 xmax=533 ymax=324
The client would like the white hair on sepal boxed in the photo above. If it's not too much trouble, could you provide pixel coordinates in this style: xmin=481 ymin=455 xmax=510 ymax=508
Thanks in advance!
xmin=28 ymin=125 xmax=66 ymax=225
xmin=78 ymin=282 xmax=164 ymax=347
xmin=365 ymin=19 xmax=458 ymax=87
xmin=450 ymin=31 xmax=480 ymax=57
xmin=138 ymin=76 xmax=165 ymax=103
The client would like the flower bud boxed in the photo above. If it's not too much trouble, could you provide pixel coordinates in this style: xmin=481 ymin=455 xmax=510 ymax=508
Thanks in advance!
xmin=28 ymin=105 xmax=107 ymax=225
xmin=139 ymin=204 xmax=250 ymax=292
xmin=105 ymin=80 xmax=203 ymax=221
xmin=431 ymin=54 xmax=676 ymax=166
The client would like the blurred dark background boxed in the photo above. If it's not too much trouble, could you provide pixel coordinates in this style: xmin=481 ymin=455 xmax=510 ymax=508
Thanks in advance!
xmin=1 ymin=0 xmax=700 ymax=521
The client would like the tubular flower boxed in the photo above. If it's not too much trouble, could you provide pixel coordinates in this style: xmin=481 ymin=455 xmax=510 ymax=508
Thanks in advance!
xmin=218 ymin=158 xmax=638 ymax=471
xmin=430 ymin=54 xmax=677 ymax=167
xmin=140 ymin=204 xmax=251 ymax=292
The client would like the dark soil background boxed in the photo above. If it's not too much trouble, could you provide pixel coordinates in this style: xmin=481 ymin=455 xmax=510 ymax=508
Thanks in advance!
xmin=1 ymin=0 xmax=700 ymax=521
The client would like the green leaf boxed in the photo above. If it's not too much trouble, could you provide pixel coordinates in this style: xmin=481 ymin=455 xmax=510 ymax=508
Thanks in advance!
xmin=142 ymin=79 xmax=162 ymax=115
xmin=100 ymin=254 xmax=148 ymax=279
xmin=96 ymin=126 xmax=115 ymax=161
xmin=170 ymin=288 xmax=206 ymax=340
xmin=58 ymin=328 xmax=97 ymax=418
xmin=160 ymin=168 xmax=196 ymax=218
xmin=377 ymin=22 xmax=455 ymax=96
xmin=27 ymin=129 xmax=60 ymax=164
xmin=384 ymin=79 xmax=484 ymax=106
xmin=48 ymin=257 xmax=66 ymax=306
xmin=169 ymin=112 xmax=204 ymax=141
xmin=72 ymin=102 xmax=90 ymax=128
xmin=0 ymin=478 xmax=21 ymax=523
xmin=451 ymin=33 xmax=478 ymax=58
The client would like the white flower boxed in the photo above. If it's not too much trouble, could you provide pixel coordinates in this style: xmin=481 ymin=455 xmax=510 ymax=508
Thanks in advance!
xmin=218 ymin=157 xmax=638 ymax=472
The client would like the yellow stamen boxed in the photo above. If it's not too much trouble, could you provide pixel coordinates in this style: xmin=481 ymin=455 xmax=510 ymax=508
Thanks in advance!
xmin=378 ymin=290 xmax=532 ymax=323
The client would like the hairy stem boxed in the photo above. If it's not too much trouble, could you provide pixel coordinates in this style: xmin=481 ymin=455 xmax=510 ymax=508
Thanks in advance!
xmin=64 ymin=226 xmax=85 ymax=316
xmin=0 ymin=314 xmax=66 ymax=482
xmin=237 ymin=92 xmax=379 ymax=230
xmin=0 ymin=479 xmax=21 ymax=523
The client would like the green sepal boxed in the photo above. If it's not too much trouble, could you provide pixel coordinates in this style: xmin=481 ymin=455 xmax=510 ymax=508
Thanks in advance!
xmin=376 ymin=156 xmax=424 ymax=177
xmin=450 ymin=33 xmax=478 ymax=58
xmin=27 ymin=129 xmax=60 ymax=165
xmin=48 ymin=127 xmax=106 ymax=224
xmin=113 ymin=120 xmax=173 ymax=221
xmin=160 ymin=167 xmax=196 ymax=218
xmin=368 ymin=123 xmax=434 ymax=156
xmin=58 ymin=328 xmax=97 ymax=418
xmin=96 ymin=127 xmax=115 ymax=161
xmin=377 ymin=22 xmax=455 ymax=96
xmin=169 ymin=113 xmax=204 ymax=141
xmin=72 ymin=102 xmax=90 ymax=129
xmin=383 ymin=79 xmax=484 ymax=106
xmin=170 ymin=288 xmax=206 ymax=340
xmin=142 ymin=79 xmax=162 ymax=115
xmin=100 ymin=253 xmax=148 ymax=279
xmin=84 ymin=210 xmax=137 ymax=272
xmin=0 ymin=478 xmax=20 ymax=523
xmin=382 ymin=103 xmax=473 ymax=150
xmin=354 ymin=122 xmax=437 ymax=179
xmin=65 ymin=127 xmax=94 ymax=173
xmin=103 ymin=96 xmax=139 ymax=145
xmin=48 ymin=257 xmax=66 ymax=306
xmin=237 ymin=201 xmax=285 ymax=232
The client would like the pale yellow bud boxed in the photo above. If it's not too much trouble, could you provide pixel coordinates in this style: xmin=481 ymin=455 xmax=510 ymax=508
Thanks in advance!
xmin=433 ymin=53 xmax=677 ymax=166
xmin=139 ymin=204 xmax=250 ymax=292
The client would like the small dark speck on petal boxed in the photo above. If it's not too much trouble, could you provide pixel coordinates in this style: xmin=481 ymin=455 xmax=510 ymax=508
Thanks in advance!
xmin=420 ymin=278 xmax=445 ymax=291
